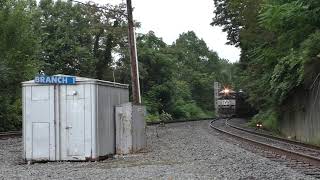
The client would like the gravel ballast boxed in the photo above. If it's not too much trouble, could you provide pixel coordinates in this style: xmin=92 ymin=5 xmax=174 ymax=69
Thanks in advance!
xmin=0 ymin=121 xmax=314 ymax=179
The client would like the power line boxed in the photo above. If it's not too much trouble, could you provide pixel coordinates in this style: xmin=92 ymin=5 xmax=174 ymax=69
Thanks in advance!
xmin=68 ymin=0 xmax=127 ymax=15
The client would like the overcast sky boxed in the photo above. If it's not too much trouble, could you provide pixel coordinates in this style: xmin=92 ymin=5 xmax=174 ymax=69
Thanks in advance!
xmin=80 ymin=0 xmax=241 ymax=62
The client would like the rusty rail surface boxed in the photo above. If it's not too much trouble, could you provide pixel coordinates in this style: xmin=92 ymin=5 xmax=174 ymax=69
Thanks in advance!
xmin=0 ymin=131 xmax=22 ymax=139
xmin=0 ymin=118 xmax=216 ymax=138
xmin=147 ymin=117 xmax=216 ymax=126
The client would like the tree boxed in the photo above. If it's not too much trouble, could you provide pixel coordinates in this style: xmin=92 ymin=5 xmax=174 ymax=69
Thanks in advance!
xmin=0 ymin=0 xmax=128 ymax=131
xmin=119 ymin=31 xmax=233 ymax=119
xmin=37 ymin=0 xmax=127 ymax=79
xmin=135 ymin=31 xmax=177 ymax=115
xmin=172 ymin=31 xmax=229 ymax=113
xmin=0 ymin=0 xmax=40 ymax=131
xmin=0 ymin=0 xmax=237 ymax=130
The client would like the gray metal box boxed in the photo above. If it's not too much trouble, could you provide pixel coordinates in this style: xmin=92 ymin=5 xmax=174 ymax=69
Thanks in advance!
xmin=22 ymin=75 xmax=129 ymax=161
xmin=115 ymin=103 xmax=146 ymax=154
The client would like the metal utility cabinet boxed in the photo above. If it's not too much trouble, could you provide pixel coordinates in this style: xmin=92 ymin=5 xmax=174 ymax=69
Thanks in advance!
xmin=22 ymin=75 xmax=129 ymax=162
xmin=115 ymin=103 xmax=146 ymax=154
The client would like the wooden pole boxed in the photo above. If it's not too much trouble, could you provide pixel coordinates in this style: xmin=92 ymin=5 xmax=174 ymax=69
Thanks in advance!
xmin=126 ymin=0 xmax=141 ymax=104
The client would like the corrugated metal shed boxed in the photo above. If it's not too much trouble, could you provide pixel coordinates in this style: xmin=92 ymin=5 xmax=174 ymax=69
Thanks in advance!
xmin=22 ymin=75 xmax=129 ymax=162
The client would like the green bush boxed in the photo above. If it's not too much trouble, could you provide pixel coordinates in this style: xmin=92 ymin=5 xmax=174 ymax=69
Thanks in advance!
xmin=250 ymin=109 xmax=280 ymax=133
xmin=203 ymin=110 xmax=215 ymax=118
xmin=173 ymin=102 xmax=208 ymax=119
xmin=0 ymin=96 xmax=22 ymax=132
xmin=159 ymin=111 xmax=173 ymax=122
xmin=145 ymin=114 xmax=159 ymax=122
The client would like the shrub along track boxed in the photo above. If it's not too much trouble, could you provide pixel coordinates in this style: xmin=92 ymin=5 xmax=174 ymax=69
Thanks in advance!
xmin=210 ymin=118 xmax=320 ymax=179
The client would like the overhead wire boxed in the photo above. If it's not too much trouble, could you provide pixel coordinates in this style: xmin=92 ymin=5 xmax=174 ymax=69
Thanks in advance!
xmin=67 ymin=0 xmax=127 ymax=16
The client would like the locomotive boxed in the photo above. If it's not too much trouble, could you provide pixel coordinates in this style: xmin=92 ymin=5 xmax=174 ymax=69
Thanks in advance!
xmin=217 ymin=88 xmax=256 ymax=118
xmin=217 ymin=88 xmax=236 ymax=117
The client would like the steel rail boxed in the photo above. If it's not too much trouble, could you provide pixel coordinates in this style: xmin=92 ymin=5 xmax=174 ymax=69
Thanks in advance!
xmin=146 ymin=117 xmax=216 ymax=126
xmin=225 ymin=119 xmax=320 ymax=151
xmin=210 ymin=119 xmax=320 ymax=167
xmin=0 ymin=118 xmax=216 ymax=138
xmin=0 ymin=131 xmax=22 ymax=139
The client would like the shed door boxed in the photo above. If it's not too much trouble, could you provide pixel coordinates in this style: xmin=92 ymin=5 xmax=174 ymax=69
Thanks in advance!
xmin=25 ymin=85 xmax=55 ymax=161
xmin=60 ymin=85 xmax=86 ymax=160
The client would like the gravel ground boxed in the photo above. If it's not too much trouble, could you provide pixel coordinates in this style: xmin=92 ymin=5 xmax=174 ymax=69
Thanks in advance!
xmin=0 ymin=121 xmax=315 ymax=180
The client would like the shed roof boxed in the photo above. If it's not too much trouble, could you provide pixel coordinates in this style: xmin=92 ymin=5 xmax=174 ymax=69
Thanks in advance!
xmin=22 ymin=74 xmax=129 ymax=88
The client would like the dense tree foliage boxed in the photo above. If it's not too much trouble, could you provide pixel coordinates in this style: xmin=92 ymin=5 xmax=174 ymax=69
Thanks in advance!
xmin=37 ymin=0 xmax=127 ymax=79
xmin=0 ymin=0 xmax=128 ymax=131
xmin=212 ymin=0 xmax=320 ymax=130
xmin=0 ymin=0 xmax=39 ymax=131
xmin=119 ymin=31 xmax=233 ymax=120
xmin=0 ymin=0 xmax=233 ymax=130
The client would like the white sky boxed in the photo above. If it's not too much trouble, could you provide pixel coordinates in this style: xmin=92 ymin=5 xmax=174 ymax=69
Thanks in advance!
xmin=83 ymin=0 xmax=240 ymax=62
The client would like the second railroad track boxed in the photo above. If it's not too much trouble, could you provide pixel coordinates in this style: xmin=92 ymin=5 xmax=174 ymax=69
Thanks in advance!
xmin=210 ymin=118 xmax=320 ymax=178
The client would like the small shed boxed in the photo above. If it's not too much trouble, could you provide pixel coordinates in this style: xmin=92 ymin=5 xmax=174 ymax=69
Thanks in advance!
xmin=22 ymin=75 xmax=129 ymax=162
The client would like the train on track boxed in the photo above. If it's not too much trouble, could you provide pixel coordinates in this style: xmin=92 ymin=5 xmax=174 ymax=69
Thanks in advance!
xmin=217 ymin=88 xmax=256 ymax=118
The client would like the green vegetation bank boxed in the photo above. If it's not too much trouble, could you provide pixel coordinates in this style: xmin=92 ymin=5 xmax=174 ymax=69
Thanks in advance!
xmin=212 ymin=0 xmax=320 ymax=131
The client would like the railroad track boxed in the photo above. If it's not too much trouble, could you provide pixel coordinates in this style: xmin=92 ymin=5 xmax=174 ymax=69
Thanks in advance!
xmin=0 ymin=118 xmax=213 ymax=139
xmin=227 ymin=119 xmax=320 ymax=151
xmin=0 ymin=131 xmax=22 ymax=139
xmin=146 ymin=117 xmax=215 ymax=125
xmin=210 ymin=118 xmax=320 ymax=178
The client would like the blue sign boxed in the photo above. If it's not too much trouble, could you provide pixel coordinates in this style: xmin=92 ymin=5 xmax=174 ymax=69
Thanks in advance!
xmin=34 ymin=75 xmax=76 ymax=85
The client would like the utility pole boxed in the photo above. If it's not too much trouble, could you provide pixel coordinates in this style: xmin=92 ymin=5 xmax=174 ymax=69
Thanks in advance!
xmin=126 ymin=0 xmax=141 ymax=104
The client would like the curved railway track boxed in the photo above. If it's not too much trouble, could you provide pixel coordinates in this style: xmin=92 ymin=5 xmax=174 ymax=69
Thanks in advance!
xmin=0 ymin=118 xmax=213 ymax=140
xmin=227 ymin=119 xmax=320 ymax=151
xmin=210 ymin=118 xmax=320 ymax=178
xmin=0 ymin=131 xmax=22 ymax=139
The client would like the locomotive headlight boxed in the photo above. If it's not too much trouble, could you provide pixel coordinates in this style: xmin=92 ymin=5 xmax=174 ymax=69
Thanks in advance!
xmin=224 ymin=88 xmax=230 ymax=94
xmin=256 ymin=122 xmax=263 ymax=128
